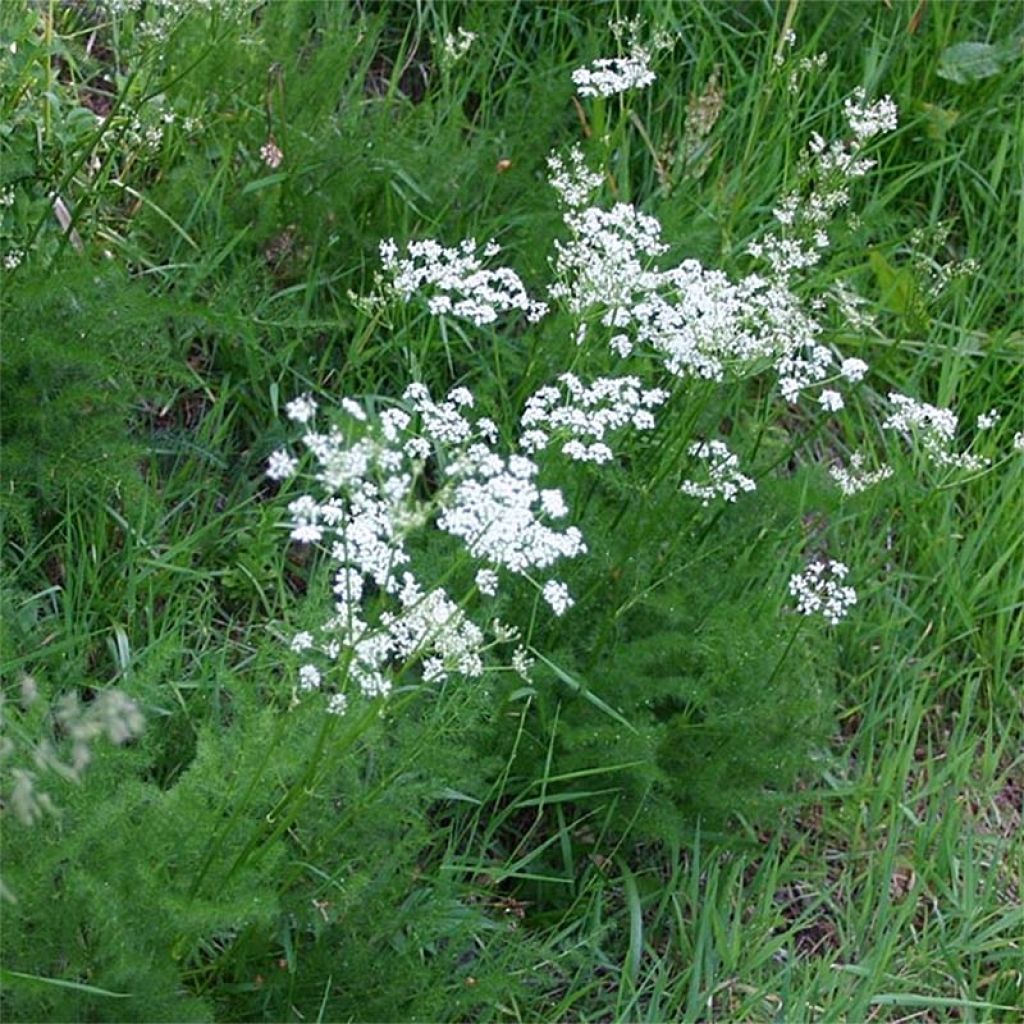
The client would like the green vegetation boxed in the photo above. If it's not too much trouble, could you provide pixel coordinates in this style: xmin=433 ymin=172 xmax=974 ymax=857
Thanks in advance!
xmin=1 ymin=1 xmax=1020 ymax=1021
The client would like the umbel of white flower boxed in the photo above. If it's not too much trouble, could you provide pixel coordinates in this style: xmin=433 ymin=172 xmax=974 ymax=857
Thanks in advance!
xmin=571 ymin=50 xmax=656 ymax=98
xmin=377 ymin=238 xmax=548 ymax=327
xmin=269 ymin=379 xmax=634 ymax=711
xmin=544 ymin=135 xmax=884 ymax=407
xmin=883 ymin=392 xmax=989 ymax=471
xmin=520 ymin=373 xmax=668 ymax=465
xmin=680 ymin=440 xmax=756 ymax=506
xmin=789 ymin=560 xmax=857 ymax=625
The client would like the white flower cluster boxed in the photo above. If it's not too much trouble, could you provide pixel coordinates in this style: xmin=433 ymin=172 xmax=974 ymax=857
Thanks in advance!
xmin=550 ymin=201 xmax=666 ymax=319
xmin=787 ymin=51 xmax=828 ymax=94
xmin=883 ymin=392 xmax=988 ymax=471
xmin=520 ymin=374 xmax=668 ymax=464
xmin=773 ymin=29 xmax=797 ymax=67
xmin=542 ymin=580 xmax=574 ymax=616
xmin=378 ymin=238 xmax=547 ymax=326
xmin=572 ymin=51 xmax=656 ymax=98
xmin=436 ymin=447 xmax=586 ymax=579
xmin=817 ymin=389 xmax=844 ymax=412
xmin=748 ymin=91 xmax=897 ymax=281
xmin=378 ymin=99 xmax=894 ymax=413
xmin=925 ymin=257 xmax=980 ymax=298
xmin=546 ymin=147 xmax=854 ymax=404
xmin=547 ymin=146 xmax=604 ymax=209
xmin=638 ymin=263 xmax=824 ymax=390
xmin=383 ymin=578 xmax=485 ymax=684
xmin=839 ymin=357 xmax=869 ymax=384
xmin=440 ymin=27 xmax=477 ymax=65
xmin=272 ymin=75 xmax=970 ymax=717
xmin=680 ymin=440 xmax=756 ymax=506
xmin=843 ymin=88 xmax=899 ymax=146
xmin=269 ymin=383 xmax=588 ymax=709
xmin=789 ymin=560 xmax=857 ymax=625
xmin=829 ymin=452 xmax=894 ymax=497
xmin=100 ymin=0 xmax=253 ymax=41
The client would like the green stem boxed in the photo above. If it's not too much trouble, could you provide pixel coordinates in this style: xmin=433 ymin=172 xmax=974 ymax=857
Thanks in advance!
xmin=774 ymin=0 xmax=802 ymax=66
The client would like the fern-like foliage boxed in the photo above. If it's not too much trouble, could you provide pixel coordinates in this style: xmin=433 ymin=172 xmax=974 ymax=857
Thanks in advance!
xmin=0 ymin=257 xmax=181 ymax=536
xmin=491 ymin=475 xmax=838 ymax=843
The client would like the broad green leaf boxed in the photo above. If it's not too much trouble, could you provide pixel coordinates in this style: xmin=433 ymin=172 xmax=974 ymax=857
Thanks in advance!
xmin=937 ymin=40 xmax=1018 ymax=84
xmin=868 ymin=249 xmax=913 ymax=314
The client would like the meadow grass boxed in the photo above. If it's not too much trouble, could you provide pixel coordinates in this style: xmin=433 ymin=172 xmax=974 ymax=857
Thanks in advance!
xmin=1 ymin=1 xmax=1021 ymax=1021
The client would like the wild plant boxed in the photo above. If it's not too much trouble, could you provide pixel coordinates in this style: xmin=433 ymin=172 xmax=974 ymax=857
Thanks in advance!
xmin=267 ymin=38 xmax=1015 ymax=776
xmin=2 ymin=6 xmax=1020 ymax=1020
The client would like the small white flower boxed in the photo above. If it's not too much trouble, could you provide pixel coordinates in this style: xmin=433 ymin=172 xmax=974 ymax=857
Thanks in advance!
xmin=403 ymin=436 xmax=431 ymax=460
xmin=378 ymin=237 xmax=547 ymax=326
xmin=285 ymin=394 xmax=318 ymax=424
xmin=788 ymin=560 xmax=857 ymax=625
xmin=844 ymin=88 xmax=898 ymax=145
xmin=288 ymin=495 xmax=323 ymax=543
xmin=540 ymin=489 xmax=568 ymax=519
xmin=572 ymin=51 xmax=655 ymax=98
xmin=475 ymin=568 xmax=499 ymax=596
xmin=521 ymin=374 xmax=666 ymax=464
xmin=976 ymin=409 xmax=1000 ymax=430
xmin=883 ymin=392 xmax=986 ymax=471
xmin=680 ymin=440 xmax=756 ymax=505
xmin=1014 ymin=431 xmax=1024 ymax=453
xmin=491 ymin=618 xmax=520 ymax=643
xmin=290 ymin=631 xmax=314 ymax=653
xmin=298 ymin=664 xmax=322 ymax=691
xmin=818 ymin=389 xmax=844 ymax=412
xmin=511 ymin=645 xmax=535 ymax=681
xmin=438 ymin=445 xmax=586 ymax=574
xmin=267 ymin=448 xmax=298 ymax=480
xmin=441 ymin=27 xmax=476 ymax=65
xmin=562 ymin=440 xmax=614 ymax=464
xmin=326 ymin=692 xmax=348 ymax=715
xmin=542 ymin=580 xmax=574 ymax=616
xmin=422 ymin=657 xmax=447 ymax=683
xmin=519 ymin=429 xmax=549 ymax=453
xmin=340 ymin=398 xmax=367 ymax=421
xmin=260 ymin=139 xmax=283 ymax=169
xmin=839 ymin=357 xmax=868 ymax=383
xmin=547 ymin=146 xmax=604 ymax=209
xmin=829 ymin=453 xmax=893 ymax=496
xmin=610 ymin=333 xmax=634 ymax=357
